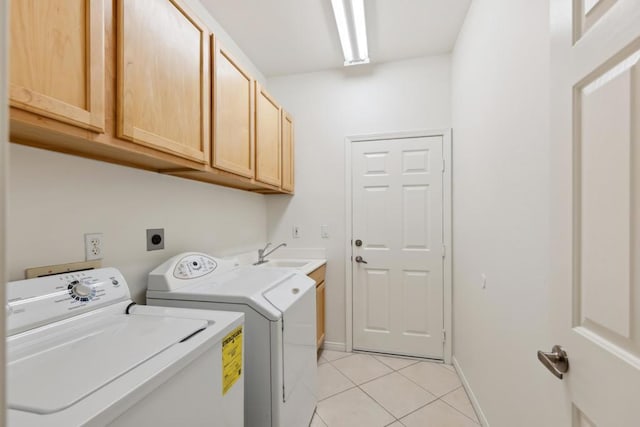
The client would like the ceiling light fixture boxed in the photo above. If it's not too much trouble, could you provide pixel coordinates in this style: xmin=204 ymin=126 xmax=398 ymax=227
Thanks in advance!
xmin=331 ymin=0 xmax=370 ymax=66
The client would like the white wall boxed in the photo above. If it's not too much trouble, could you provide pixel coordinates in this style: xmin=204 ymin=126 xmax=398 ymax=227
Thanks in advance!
xmin=185 ymin=0 xmax=266 ymax=84
xmin=6 ymin=1 xmax=269 ymax=303
xmin=451 ymin=0 xmax=558 ymax=425
xmin=8 ymin=145 xmax=266 ymax=302
xmin=266 ymin=56 xmax=451 ymax=346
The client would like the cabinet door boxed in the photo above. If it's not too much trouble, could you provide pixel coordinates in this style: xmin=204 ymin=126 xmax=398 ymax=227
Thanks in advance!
xmin=255 ymin=83 xmax=281 ymax=186
xmin=281 ymin=110 xmax=295 ymax=192
xmin=316 ymin=281 xmax=326 ymax=349
xmin=10 ymin=0 xmax=105 ymax=131
xmin=118 ymin=0 xmax=209 ymax=163
xmin=213 ymin=43 xmax=254 ymax=178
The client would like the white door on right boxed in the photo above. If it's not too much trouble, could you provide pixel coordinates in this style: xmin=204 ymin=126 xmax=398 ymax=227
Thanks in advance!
xmin=352 ymin=136 xmax=444 ymax=359
xmin=550 ymin=0 xmax=640 ymax=425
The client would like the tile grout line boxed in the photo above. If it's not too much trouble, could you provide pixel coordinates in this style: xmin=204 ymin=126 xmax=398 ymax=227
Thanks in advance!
xmin=317 ymin=383 xmax=358 ymax=402
xmin=313 ymin=407 xmax=330 ymax=427
xmin=337 ymin=356 xmax=433 ymax=424
xmin=318 ymin=353 xmax=471 ymax=426
xmin=439 ymin=395 xmax=481 ymax=425
xmin=392 ymin=396 xmax=442 ymax=423
xmin=356 ymin=382 xmax=401 ymax=424
xmin=395 ymin=366 xmax=454 ymax=396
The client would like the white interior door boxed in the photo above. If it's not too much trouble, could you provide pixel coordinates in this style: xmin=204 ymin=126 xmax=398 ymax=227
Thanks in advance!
xmin=351 ymin=136 xmax=444 ymax=359
xmin=549 ymin=0 xmax=640 ymax=425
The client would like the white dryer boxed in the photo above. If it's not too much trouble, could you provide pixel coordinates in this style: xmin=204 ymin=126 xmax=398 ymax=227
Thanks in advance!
xmin=7 ymin=267 xmax=244 ymax=427
xmin=147 ymin=252 xmax=317 ymax=427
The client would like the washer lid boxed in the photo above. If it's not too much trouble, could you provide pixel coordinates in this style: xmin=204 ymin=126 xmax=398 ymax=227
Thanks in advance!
xmin=148 ymin=267 xmax=302 ymax=320
xmin=8 ymin=314 xmax=207 ymax=414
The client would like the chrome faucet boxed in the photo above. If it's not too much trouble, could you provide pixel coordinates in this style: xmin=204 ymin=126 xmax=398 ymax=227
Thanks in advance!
xmin=254 ymin=242 xmax=287 ymax=265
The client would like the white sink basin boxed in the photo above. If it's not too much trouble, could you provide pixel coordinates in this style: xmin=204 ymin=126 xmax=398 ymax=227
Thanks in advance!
xmin=262 ymin=260 xmax=309 ymax=268
xmin=255 ymin=258 xmax=326 ymax=275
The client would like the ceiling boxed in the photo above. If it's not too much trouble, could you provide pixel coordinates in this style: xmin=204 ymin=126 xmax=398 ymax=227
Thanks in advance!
xmin=200 ymin=0 xmax=473 ymax=77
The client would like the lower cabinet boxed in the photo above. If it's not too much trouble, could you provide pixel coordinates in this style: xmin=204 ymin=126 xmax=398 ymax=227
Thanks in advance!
xmin=316 ymin=281 xmax=326 ymax=349
xmin=308 ymin=264 xmax=327 ymax=350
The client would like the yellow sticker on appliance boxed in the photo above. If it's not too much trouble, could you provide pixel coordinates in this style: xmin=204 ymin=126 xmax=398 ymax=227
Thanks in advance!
xmin=222 ymin=325 xmax=243 ymax=395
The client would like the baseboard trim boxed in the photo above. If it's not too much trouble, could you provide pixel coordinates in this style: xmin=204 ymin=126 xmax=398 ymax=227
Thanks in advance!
xmin=321 ymin=341 xmax=346 ymax=352
xmin=452 ymin=356 xmax=490 ymax=427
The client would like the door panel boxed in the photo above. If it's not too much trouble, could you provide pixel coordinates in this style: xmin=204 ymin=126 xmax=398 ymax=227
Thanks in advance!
xmin=577 ymin=0 xmax=619 ymax=39
xmin=550 ymin=0 xmax=640 ymax=424
xmin=352 ymin=137 xmax=444 ymax=358
xmin=580 ymin=56 xmax=637 ymax=341
xmin=364 ymin=269 xmax=391 ymax=332
xmin=281 ymin=111 xmax=295 ymax=192
xmin=10 ymin=0 xmax=105 ymax=131
xmin=402 ymin=270 xmax=430 ymax=335
xmin=402 ymin=185 xmax=430 ymax=249
xmin=362 ymin=186 xmax=392 ymax=248
xmin=118 ymin=0 xmax=208 ymax=163
xmin=255 ymin=84 xmax=281 ymax=186
xmin=213 ymin=45 xmax=255 ymax=178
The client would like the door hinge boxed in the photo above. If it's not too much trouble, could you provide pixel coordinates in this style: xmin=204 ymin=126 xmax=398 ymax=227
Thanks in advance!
xmin=442 ymin=244 xmax=446 ymax=259
xmin=442 ymin=159 xmax=445 ymax=173
xmin=442 ymin=329 xmax=446 ymax=343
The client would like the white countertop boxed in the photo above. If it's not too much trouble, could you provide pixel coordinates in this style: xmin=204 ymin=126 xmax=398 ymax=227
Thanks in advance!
xmin=229 ymin=247 xmax=327 ymax=275
xmin=257 ymin=258 xmax=326 ymax=275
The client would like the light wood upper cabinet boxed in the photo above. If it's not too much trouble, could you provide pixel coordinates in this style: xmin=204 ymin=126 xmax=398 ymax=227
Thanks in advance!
xmin=213 ymin=42 xmax=255 ymax=178
xmin=281 ymin=110 xmax=295 ymax=193
xmin=10 ymin=0 xmax=105 ymax=132
xmin=10 ymin=0 xmax=297 ymax=195
xmin=255 ymin=83 xmax=281 ymax=187
xmin=117 ymin=0 xmax=209 ymax=164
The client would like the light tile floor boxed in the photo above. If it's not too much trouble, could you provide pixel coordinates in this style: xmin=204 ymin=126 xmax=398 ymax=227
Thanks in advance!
xmin=312 ymin=350 xmax=480 ymax=427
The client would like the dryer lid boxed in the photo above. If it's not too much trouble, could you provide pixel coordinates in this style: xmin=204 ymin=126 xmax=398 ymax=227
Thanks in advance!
xmin=7 ymin=314 xmax=208 ymax=414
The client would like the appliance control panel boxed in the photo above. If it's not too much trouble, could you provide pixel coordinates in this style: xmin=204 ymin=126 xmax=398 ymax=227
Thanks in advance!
xmin=173 ymin=254 xmax=218 ymax=279
xmin=7 ymin=267 xmax=131 ymax=335
xmin=148 ymin=252 xmax=239 ymax=292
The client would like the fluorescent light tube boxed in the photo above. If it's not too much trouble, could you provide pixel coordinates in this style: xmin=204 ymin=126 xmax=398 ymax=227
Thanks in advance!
xmin=331 ymin=0 xmax=369 ymax=66
xmin=331 ymin=0 xmax=354 ymax=62
xmin=351 ymin=0 xmax=368 ymax=60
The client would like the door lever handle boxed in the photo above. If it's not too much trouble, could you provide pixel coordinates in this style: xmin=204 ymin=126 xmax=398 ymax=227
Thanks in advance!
xmin=537 ymin=345 xmax=569 ymax=379
xmin=354 ymin=256 xmax=368 ymax=264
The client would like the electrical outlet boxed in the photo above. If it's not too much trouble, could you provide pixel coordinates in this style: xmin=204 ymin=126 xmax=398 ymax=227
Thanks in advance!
xmin=292 ymin=225 xmax=301 ymax=239
xmin=84 ymin=233 xmax=103 ymax=261
xmin=146 ymin=228 xmax=165 ymax=251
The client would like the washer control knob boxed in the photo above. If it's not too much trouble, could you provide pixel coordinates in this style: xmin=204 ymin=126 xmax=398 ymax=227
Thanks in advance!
xmin=73 ymin=282 xmax=92 ymax=297
xmin=68 ymin=280 xmax=96 ymax=301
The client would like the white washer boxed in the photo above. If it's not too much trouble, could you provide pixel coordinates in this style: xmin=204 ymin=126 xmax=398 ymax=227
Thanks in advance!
xmin=7 ymin=267 xmax=244 ymax=427
xmin=147 ymin=252 xmax=317 ymax=427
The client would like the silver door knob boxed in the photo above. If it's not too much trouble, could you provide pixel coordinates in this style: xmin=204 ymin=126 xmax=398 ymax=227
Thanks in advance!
xmin=537 ymin=345 xmax=569 ymax=379
xmin=354 ymin=256 xmax=368 ymax=264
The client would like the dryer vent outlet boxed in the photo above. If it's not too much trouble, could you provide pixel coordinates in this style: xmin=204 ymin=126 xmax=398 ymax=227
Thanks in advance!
xmin=146 ymin=228 xmax=165 ymax=251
